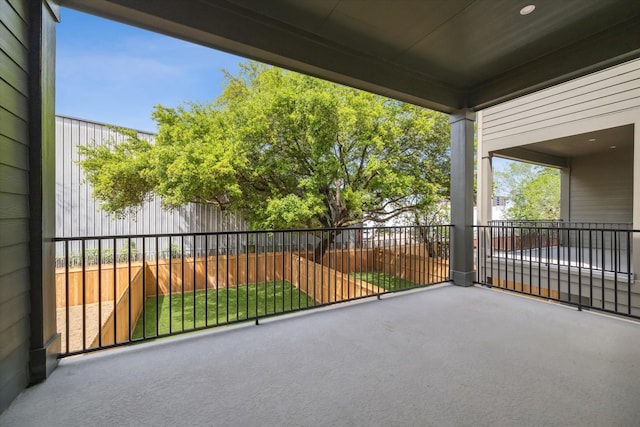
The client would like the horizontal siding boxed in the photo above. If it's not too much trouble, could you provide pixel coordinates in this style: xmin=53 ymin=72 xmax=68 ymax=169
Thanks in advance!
xmin=0 ymin=268 xmax=29 ymax=302
xmin=0 ymin=49 xmax=28 ymax=96
xmin=0 ymin=79 xmax=28 ymax=119
xmin=0 ymin=192 xmax=28 ymax=219
xmin=0 ymin=342 xmax=29 ymax=389
xmin=0 ymin=315 xmax=29 ymax=363
xmin=0 ymin=135 xmax=28 ymax=169
xmin=56 ymin=115 xmax=246 ymax=238
xmin=0 ymin=0 xmax=27 ymax=48
xmin=0 ymin=0 xmax=29 ymax=413
xmin=0 ymin=163 xmax=28 ymax=194
xmin=0 ymin=20 xmax=27 ymax=70
xmin=5 ymin=0 xmax=27 ymax=22
xmin=0 ymin=350 xmax=28 ymax=412
xmin=0 ymin=219 xmax=28 ymax=248
xmin=569 ymin=148 xmax=633 ymax=223
xmin=0 ymin=107 xmax=28 ymax=143
xmin=0 ymin=242 xmax=29 ymax=277
xmin=0 ymin=292 xmax=29 ymax=332
xmin=482 ymin=58 xmax=640 ymax=143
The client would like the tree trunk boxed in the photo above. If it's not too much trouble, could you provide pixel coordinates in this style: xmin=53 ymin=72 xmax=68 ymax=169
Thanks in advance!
xmin=313 ymin=229 xmax=337 ymax=261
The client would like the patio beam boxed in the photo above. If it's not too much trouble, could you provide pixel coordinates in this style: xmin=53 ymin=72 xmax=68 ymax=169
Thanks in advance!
xmin=493 ymin=147 xmax=568 ymax=169
xmin=450 ymin=110 xmax=476 ymax=287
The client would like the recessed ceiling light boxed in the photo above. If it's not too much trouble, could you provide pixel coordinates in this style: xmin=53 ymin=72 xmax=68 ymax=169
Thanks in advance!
xmin=520 ymin=5 xmax=536 ymax=15
xmin=588 ymin=138 xmax=596 ymax=142
xmin=610 ymin=145 xmax=617 ymax=149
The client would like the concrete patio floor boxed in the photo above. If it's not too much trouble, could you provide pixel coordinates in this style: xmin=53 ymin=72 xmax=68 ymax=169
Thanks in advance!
xmin=2 ymin=284 xmax=640 ymax=426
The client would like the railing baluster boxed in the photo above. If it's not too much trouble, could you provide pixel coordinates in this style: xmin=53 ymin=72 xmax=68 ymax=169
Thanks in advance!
xmin=589 ymin=230 xmax=593 ymax=307
xmin=127 ymin=238 xmax=132 ymax=342
xmin=64 ymin=240 xmax=70 ymax=355
xmin=142 ymin=238 xmax=146 ymax=339
xmin=237 ymin=233 xmax=240 ymax=321
xmin=194 ymin=234 xmax=198 ymax=328
xmin=614 ymin=231 xmax=618 ymax=313
xmin=216 ymin=234 xmax=220 ymax=326
xmin=113 ymin=237 xmax=117 ymax=345
xmin=156 ymin=237 xmax=160 ymax=337
xmin=168 ymin=237 xmax=172 ymax=334
xmin=255 ymin=232 xmax=259 ymax=324
xmin=578 ymin=229 xmax=582 ymax=311
xmin=247 ymin=232 xmax=251 ymax=320
xmin=205 ymin=235 xmax=209 ymax=327
xmin=282 ymin=231 xmax=286 ymax=311
xmin=227 ymin=233 xmax=230 ymax=323
xmin=181 ymin=235 xmax=185 ymax=331
xmin=97 ymin=239 xmax=102 ymax=348
xmin=82 ymin=240 xmax=86 ymax=351
xmin=627 ymin=231 xmax=632 ymax=316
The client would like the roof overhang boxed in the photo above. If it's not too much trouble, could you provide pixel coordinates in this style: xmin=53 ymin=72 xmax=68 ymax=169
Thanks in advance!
xmin=56 ymin=0 xmax=640 ymax=113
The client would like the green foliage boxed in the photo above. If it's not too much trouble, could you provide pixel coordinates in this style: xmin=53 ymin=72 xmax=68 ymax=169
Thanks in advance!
xmin=79 ymin=62 xmax=450 ymax=229
xmin=78 ymin=128 xmax=157 ymax=218
xmin=496 ymin=162 xmax=561 ymax=220
xmin=56 ymin=242 xmax=138 ymax=267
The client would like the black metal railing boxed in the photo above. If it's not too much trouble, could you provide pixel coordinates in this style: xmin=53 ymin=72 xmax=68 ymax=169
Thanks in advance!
xmin=54 ymin=225 xmax=451 ymax=356
xmin=488 ymin=219 xmax=632 ymax=231
xmin=475 ymin=223 xmax=639 ymax=319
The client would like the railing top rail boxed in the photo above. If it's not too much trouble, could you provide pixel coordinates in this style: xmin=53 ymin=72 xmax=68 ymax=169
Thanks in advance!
xmin=487 ymin=219 xmax=632 ymax=226
xmin=475 ymin=224 xmax=640 ymax=233
xmin=53 ymin=224 xmax=454 ymax=242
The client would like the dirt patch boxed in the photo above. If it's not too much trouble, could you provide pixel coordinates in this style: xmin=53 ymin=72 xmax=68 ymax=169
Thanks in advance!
xmin=57 ymin=301 xmax=114 ymax=353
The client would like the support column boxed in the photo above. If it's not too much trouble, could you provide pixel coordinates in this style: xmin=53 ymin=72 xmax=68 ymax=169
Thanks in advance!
xmin=476 ymin=111 xmax=492 ymax=225
xmin=28 ymin=0 xmax=60 ymax=383
xmin=560 ymin=166 xmax=570 ymax=221
xmin=450 ymin=110 xmax=476 ymax=286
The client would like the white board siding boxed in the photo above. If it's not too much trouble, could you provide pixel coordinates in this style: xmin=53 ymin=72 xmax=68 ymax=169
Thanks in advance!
xmin=569 ymin=148 xmax=633 ymax=224
xmin=481 ymin=58 xmax=640 ymax=150
xmin=55 ymin=115 xmax=245 ymax=238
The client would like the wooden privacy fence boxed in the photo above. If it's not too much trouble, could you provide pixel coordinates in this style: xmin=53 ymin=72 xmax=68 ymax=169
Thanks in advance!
xmin=91 ymin=267 xmax=145 ymax=348
xmin=55 ymin=261 xmax=143 ymax=307
xmin=141 ymin=248 xmax=447 ymax=299
xmin=143 ymin=251 xmax=291 ymax=296
xmin=56 ymin=245 xmax=449 ymax=353
xmin=289 ymin=254 xmax=382 ymax=303
xmin=55 ymin=262 xmax=144 ymax=353
xmin=376 ymin=245 xmax=449 ymax=284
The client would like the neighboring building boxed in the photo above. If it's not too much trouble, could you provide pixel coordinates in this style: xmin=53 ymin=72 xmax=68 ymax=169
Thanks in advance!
xmin=493 ymin=195 xmax=507 ymax=207
xmin=55 ymin=115 xmax=244 ymax=238
xmin=477 ymin=56 xmax=640 ymax=308
xmin=477 ymin=57 xmax=639 ymax=228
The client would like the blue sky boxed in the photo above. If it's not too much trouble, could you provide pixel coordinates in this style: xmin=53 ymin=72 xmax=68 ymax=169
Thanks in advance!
xmin=56 ymin=7 xmax=512 ymax=177
xmin=56 ymin=8 xmax=244 ymax=132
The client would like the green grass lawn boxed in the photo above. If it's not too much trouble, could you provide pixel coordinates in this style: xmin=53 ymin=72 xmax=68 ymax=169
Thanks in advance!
xmin=133 ymin=281 xmax=315 ymax=338
xmin=351 ymin=271 xmax=417 ymax=290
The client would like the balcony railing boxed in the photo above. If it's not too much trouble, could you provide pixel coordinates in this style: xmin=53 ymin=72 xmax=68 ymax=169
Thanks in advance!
xmin=54 ymin=225 xmax=451 ymax=356
xmin=475 ymin=222 xmax=639 ymax=319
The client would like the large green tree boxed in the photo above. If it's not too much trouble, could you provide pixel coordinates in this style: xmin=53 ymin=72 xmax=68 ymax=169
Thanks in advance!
xmin=495 ymin=161 xmax=561 ymax=220
xmin=79 ymin=63 xmax=450 ymax=249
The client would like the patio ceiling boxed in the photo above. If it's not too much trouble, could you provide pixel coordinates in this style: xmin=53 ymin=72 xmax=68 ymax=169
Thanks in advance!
xmin=494 ymin=124 xmax=635 ymax=167
xmin=57 ymin=0 xmax=640 ymax=113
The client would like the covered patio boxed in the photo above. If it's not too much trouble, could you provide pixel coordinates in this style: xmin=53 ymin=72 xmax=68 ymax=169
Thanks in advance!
xmin=3 ymin=0 xmax=640 ymax=418
xmin=3 ymin=284 xmax=640 ymax=426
